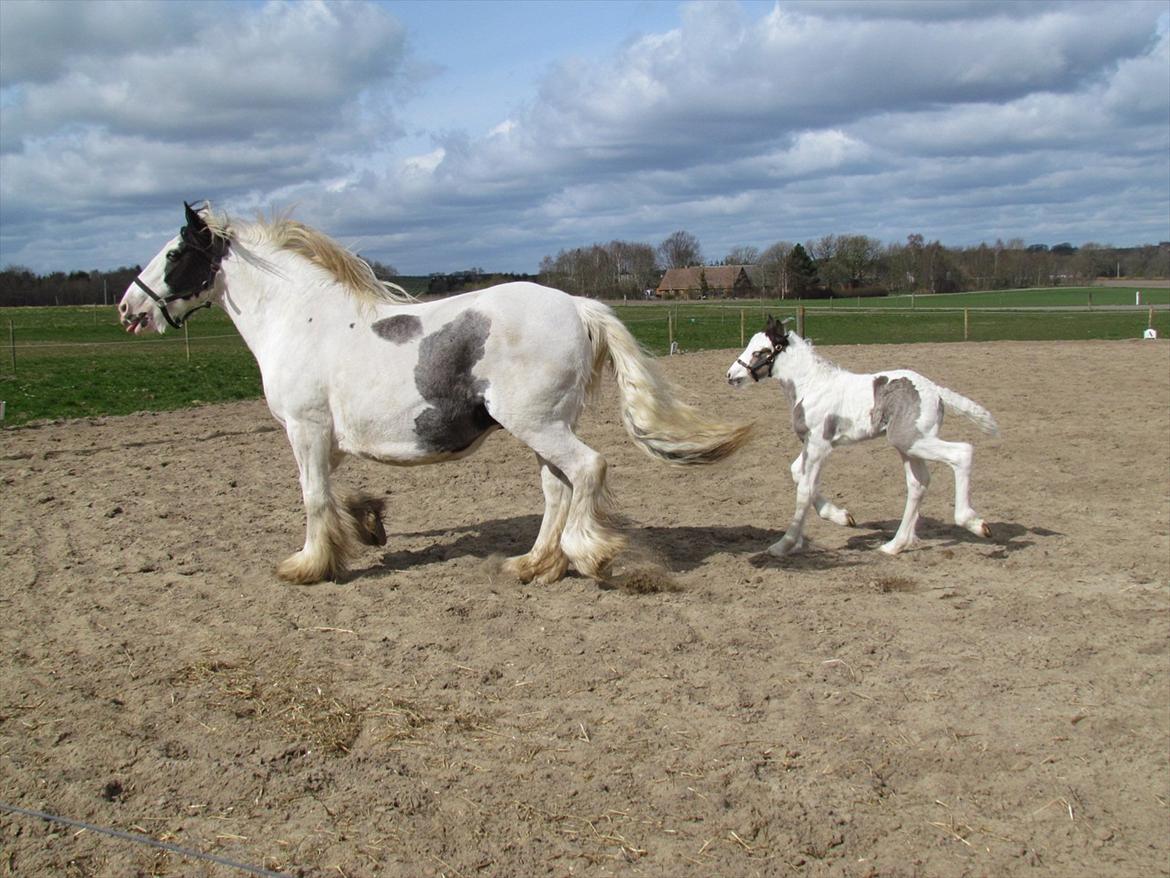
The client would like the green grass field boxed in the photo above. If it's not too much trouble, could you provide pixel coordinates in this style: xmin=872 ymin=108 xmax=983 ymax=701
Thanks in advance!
xmin=1 ymin=287 xmax=1166 ymax=426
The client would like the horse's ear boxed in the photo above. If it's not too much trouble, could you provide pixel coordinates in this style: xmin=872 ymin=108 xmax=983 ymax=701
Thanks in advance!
xmin=184 ymin=201 xmax=206 ymax=230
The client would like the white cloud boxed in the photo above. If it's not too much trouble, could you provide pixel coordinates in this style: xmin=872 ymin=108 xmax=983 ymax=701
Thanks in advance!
xmin=0 ymin=0 xmax=1166 ymax=274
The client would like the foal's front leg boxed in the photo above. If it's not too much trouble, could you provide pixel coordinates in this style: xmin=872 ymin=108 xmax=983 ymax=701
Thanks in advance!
xmin=769 ymin=439 xmax=831 ymax=557
xmin=276 ymin=419 xmax=357 ymax=584
xmin=790 ymin=452 xmax=855 ymax=527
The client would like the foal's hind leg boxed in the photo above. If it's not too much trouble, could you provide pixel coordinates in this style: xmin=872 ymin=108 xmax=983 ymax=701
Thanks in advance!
xmin=276 ymin=420 xmax=361 ymax=584
xmin=790 ymin=453 xmax=854 ymax=527
xmin=503 ymin=458 xmax=571 ymax=584
xmin=881 ymin=453 xmax=930 ymax=555
xmin=908 ymin=435 xmax=991 ymax=538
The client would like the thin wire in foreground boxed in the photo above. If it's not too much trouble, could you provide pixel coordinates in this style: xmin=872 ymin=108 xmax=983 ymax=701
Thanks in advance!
xmin=0 ymin=801 xmax=291 ymax=878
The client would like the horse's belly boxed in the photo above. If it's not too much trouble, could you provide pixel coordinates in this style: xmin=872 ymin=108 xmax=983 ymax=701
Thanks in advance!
xmin=335 ymin=398 xmax=500 ymax=465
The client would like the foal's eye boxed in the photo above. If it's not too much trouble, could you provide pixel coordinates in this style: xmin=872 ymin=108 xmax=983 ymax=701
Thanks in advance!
xmin=166 ymin=249 xmax=180 ymax=262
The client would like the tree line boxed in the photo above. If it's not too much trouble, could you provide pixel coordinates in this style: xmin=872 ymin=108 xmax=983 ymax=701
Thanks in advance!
xmin=538 ymin=231 xmax=1170 ymax=299
xmin=2 ymin=233 xmax=1167 ymax=307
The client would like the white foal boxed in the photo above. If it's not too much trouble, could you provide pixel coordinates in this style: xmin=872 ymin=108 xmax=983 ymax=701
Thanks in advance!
xmin=727 ymin=316 xmax=999 ymax=556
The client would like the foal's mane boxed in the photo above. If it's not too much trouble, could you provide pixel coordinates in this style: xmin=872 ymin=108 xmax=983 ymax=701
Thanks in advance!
xmin=206 ymin=208 xmax=414 ymax=305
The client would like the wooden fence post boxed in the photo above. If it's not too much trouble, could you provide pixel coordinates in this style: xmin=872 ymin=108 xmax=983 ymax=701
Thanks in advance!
xmin=740 ymin=309 xmax=745 ymax=347
xmin=184 ymin=322 xmax=191 ymax=362
xmin=964 ymin=308 xmax=970 ymax=341
xmin=797 ymin=305 xmax=806 ymax=338
xmin=7 ymin=321 xmax=14 ymax=375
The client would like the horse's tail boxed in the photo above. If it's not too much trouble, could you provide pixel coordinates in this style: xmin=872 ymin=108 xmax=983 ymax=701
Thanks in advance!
xmin=573 ymin=298 xmax=753 ymax=464
xmin=938 ymin=386 xmax=1000 ymax=437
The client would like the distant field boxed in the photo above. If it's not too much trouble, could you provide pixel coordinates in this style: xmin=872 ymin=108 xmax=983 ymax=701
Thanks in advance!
xmin=1 ymin=287 xmax=1166 ymax=425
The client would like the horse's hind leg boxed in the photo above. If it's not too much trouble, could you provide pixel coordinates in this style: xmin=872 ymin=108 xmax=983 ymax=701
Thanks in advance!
xmin=503 ymin=458 xmax=571 ymax=584
xmin=790 ymin=452 xmax=854 ymax=527
xmin=881 ymin=453 xmax=930 ymax=555
xmin=276 ymin=420 xmax=361 ymax=584
xmin=512 ymin=424 xmax=624 ymax=580
xmin=909 ymin=435 xmax=990 ymax=538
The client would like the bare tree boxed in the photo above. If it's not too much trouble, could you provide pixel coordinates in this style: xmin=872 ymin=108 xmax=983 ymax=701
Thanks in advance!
xmin=758 ymin=241 xmax=793 ymax=297
xmin=658 ymin=230 xmax=703 ymax=269
xmin=724 ymin=245 xmax=760 ymax=266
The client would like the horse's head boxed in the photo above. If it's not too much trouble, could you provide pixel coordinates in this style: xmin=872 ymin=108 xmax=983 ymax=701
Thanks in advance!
xmin=727 ymin=314 xmax=791 ymax=386
xmin=119 ymin=202 xmax=230 ymax=333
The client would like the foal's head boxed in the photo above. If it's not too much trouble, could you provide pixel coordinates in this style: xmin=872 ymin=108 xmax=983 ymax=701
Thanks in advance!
xmin=727 ymin=314 xmax=791 ymax=386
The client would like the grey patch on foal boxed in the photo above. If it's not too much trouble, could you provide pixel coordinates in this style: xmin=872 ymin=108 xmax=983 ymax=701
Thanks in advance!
xmin=823 ymin=413 xmax=852 ymax=442
xmin=792 ymin=400 xmax=809 ymax=441
xmin=371 ymin=314 xmax=423 ymax=343
xmin=872 ymin=376 xmax=922 ymax=448
xmin=413 ymin=310 xmax=498 ymax=453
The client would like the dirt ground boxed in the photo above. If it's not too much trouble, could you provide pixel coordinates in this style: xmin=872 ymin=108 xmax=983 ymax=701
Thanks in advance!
xmin=2 ymin=339 xmax=1168 ymax=878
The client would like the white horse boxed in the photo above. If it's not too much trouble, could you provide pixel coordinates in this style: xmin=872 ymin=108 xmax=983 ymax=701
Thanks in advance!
xmin=727 ymin=315 xmax=998 ymax=557
xmin=119 ymin=203 xmax=751 ymax=584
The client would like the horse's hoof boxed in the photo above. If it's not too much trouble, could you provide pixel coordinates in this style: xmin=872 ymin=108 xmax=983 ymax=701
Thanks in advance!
xmin=502 ymin=555 xmax=536 ymax=584
xmin=845 ymin=512 xmax=856 ymax=527
xmin=276 ymin=551 xmax=334 ymax=584
xmin=980 ymin=522 xmax=992 ymax=538
xmin=879 ymin=540 xmax=905 ymax=555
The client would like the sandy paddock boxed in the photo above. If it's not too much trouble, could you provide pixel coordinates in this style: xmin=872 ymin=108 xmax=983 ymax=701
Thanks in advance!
xmin=1 ymin=339 xmax=1168 ymax=878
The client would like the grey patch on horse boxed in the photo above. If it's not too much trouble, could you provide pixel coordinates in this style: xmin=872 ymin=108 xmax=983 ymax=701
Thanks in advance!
xmin=413 ymin=310 xmax=498 ymax=453
xmin=371 ymin=314 xmax=422 ymax=344
xmin=824 ymin=413 xmax=851 ymax=442
xmin=872 ymin=376 xmax=922 ymax=448
xmin=792 ymin=400 xmax=809 ymax=441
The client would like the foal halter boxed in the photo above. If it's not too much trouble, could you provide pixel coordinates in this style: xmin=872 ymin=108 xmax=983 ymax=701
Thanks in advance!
xmin=736 ymin=348 xmax=779 ymax=382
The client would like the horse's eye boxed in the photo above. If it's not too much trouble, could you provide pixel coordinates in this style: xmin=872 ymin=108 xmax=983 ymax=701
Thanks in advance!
xmin=166 ymin=249 xmax=180 ymax=262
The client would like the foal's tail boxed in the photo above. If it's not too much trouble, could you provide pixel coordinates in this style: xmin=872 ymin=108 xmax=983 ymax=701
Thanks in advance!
xmin=938 ymin=386 xmax=1000 ymax=437
xmin=573 ymin=298 xmax=753 ymax=464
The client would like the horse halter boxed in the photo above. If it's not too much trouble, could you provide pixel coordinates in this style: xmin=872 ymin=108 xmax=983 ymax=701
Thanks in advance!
xmin=736 ymin=347 xmax=780 ymax=382
xmin=132 ymin=225 xmax=228 ymax=330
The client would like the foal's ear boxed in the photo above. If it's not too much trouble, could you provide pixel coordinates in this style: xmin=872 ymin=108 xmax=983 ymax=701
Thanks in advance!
xmin=763 ymin=314 xmax=788 ymax=349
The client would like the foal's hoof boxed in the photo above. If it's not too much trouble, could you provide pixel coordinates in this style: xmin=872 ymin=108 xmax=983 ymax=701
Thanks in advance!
xmin=961 ymin=518 xmax=992 ymax=539
xmin=845 ymin=512 xmax=856 ymax=528
xmin=767 ymin=536 xmax=802 ymax=557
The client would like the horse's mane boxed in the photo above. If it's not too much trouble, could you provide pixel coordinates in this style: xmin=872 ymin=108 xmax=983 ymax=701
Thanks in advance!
xmin=203 ymin=207 xmax=414 ymax=305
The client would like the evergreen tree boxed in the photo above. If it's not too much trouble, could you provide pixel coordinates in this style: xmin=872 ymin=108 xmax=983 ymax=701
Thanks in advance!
xmin=785 ymin=243 xmax=819 ymax=295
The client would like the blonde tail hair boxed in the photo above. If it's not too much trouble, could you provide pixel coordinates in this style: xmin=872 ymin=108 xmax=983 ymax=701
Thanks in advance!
xmin=574 ymin=298 xmax=752 ymax=464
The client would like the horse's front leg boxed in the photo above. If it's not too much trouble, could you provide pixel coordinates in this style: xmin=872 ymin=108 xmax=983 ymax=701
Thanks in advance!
xmin=276 ymin=419 xmax=358 ymax=584
xmin=769 ymin=440 xmax=830 ymax=556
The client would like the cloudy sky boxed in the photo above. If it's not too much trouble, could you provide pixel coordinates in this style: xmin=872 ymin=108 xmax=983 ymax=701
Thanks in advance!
xmin=1 ymin=0 xmax=1167 ymax=275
